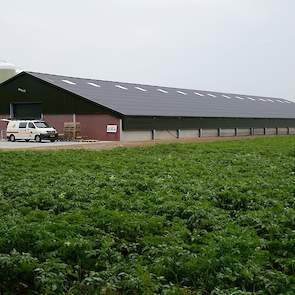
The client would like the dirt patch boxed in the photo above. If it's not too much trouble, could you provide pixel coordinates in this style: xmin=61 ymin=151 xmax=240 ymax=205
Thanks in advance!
xmin=0 ymin=135 xmax=279 ymax=151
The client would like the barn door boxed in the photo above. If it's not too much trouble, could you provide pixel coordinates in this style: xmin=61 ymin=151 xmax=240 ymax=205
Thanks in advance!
xmin=11 ymin=103 xmax=42 ymax=119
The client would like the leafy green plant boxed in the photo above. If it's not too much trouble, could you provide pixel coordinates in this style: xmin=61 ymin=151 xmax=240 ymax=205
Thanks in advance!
xmin=0 ymin=136 xmax=295 ymax=294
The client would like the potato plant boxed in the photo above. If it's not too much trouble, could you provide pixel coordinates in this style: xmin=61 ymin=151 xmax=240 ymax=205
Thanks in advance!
xmin=0 ymin=137 xmax=295 ymax=294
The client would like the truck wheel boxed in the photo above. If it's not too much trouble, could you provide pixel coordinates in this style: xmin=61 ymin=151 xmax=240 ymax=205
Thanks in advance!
xmin=50 ymin=139 xmax=55 ymax=142
xmin=25 ymin=139 xmax=30 ymax=142
xmin=9 ymin=134 xmax=16 ymax=142
xmin=35 ymin=135 xmax=42 ymax=142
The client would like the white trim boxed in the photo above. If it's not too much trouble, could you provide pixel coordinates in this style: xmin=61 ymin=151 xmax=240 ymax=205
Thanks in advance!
xmin=157 ymin=89 xmax=168 ymax=93
xmin=115 ymin=85 xmax=128 ymax=90
xmin=135 ymin=86 xmax=147 ymax=92
xmin=62 ymin=79 xmax=76 ymax=85
xmin=177 ymin=91 xmax=187 ymax=95
xmin=207 ymin=93 xmax=216 ymax=98
xmin=87 ymin=82 xmax=100 ymax=88
xmin=194 ymin=92 xmax=204 ymax=96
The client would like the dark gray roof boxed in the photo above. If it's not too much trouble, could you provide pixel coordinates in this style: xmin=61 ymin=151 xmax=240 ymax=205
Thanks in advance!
xmin=28 ymin=71 xmax=295 ymax=118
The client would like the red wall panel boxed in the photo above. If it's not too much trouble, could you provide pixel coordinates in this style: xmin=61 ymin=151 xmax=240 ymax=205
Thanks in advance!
xmin=43 ymin=114 xmax=120 ymax=141
xmin=43 ymin=114 xmax=74 ymax=134
xmin=76 ymin=114 xmax=120 ymax=141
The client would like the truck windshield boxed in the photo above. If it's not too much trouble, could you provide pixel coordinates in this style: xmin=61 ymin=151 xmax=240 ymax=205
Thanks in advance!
xmin=34 ymin=122 xmax=50 ymax=128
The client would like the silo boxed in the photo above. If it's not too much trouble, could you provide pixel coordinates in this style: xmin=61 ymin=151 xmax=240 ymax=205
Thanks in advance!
xmin=0 ymin=61 xmax=17 ymax=84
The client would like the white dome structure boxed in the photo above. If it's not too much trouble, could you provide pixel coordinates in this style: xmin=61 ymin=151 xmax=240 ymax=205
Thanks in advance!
xmin=0 ymin=61 xmax=17 ymax=84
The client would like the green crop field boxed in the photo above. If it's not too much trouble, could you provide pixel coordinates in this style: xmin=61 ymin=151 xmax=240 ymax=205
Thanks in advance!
xmin=0 ymin=137 xmax=295 ymax=294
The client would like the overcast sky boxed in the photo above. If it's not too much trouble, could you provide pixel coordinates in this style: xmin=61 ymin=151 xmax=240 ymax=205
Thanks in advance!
xmin=1 ymin=0 xmax=295 ymax=99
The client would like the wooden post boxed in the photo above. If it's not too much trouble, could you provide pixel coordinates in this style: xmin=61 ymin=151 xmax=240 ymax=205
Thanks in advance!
xmin=276 ymin=128 xmax=279 ymax=135
xmin=218 ymin=128 xmax=221 ymax=137
xmin=234 ymin=128 xmax=238 ymax=136
xmin=176 ymin=129 xmax=180 ymax=139
xmin=287 ymin=127 xmax=290 ymax=135
xmin=264 ymin=128 xmax=266 ymax=135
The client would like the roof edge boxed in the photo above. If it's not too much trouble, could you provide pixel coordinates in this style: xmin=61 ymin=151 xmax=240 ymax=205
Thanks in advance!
xmin=0 ymin=71 xmax=27 ymax=88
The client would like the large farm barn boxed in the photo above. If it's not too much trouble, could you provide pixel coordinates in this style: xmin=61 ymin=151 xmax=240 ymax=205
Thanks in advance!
xmin=1 ymin=71 xmax=295 ymax=141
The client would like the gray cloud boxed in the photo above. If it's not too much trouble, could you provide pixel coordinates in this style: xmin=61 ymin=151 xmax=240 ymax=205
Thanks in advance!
xmin=1 ymin=0 xmax=295 ymax=100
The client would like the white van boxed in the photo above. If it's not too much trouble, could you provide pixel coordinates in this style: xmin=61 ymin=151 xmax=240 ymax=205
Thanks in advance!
xmin=5 ymin=120 xmax=58 ymax=142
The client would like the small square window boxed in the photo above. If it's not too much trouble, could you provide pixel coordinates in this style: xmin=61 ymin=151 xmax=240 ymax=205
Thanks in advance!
xmin=19 ymin=122 xmax=27 ymax=128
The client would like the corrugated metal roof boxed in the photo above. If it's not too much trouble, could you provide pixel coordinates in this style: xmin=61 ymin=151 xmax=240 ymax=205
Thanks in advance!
xmin=28 ymin=71 xmax=295 ymax=118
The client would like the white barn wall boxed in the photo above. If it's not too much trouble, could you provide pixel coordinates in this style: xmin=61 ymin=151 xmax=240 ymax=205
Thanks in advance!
xmin=120 ymin=130 xmax=152 ymax=141
xmin=278 ymin=128 xmax=288 ymax=135
xmin=265 ymin=128 xmax=276 ymax=135
xmin=220 ymin=128 xmax=236 ymax=136
xmin=202 ymin=129 xmax=219 ymax=137
xmin=179 ymin=130 xmax=198 ymax=138
xmin=120 ymin=125 xmax=294 ymax=142
xmin=254 ymin=128 xmax=265 ymax=135
xmin=237 ymin=128 xmax=251 ymax=136
xmin=155 ymin=130 xmax=177 ymax=140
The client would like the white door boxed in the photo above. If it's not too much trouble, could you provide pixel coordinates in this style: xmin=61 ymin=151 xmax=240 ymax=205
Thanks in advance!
xmin=17 ymin=122 xmax=28 ymax=140
xmin=27 ymin=122 xmax=37 ymax=140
